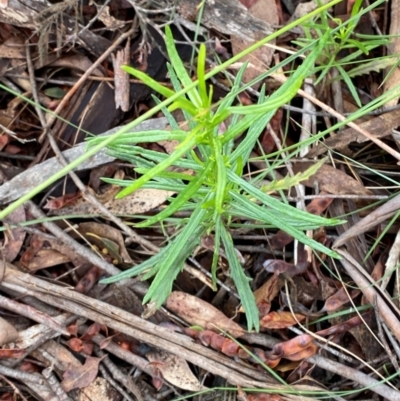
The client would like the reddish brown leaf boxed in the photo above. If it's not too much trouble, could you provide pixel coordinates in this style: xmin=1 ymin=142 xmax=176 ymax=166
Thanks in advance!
xmin=260 ymin=311 xmax=305 ymax=329
xmin=0 ymin=349 xmax=25 ymax=358
xmin=67 ymin=322 xmax=79 ymax=336
xmin=44 ymin=192 xmax=81 ymax=210
xmin=285 ymin=343 xmax=318 ymax=361
xmin=320 ymin=287 xmax=360 ymax=313
xmin=221 ymin=339 xmax=240 ymax=357
xmin=62 ymin=357 xmax=103 ymax=392
xmin=270 ymin=334 xmax=314 ymax=360
xmin=253 ymin=273 xmax=280 ymax=316
xmin=75 ymin=265 xmax=103 ymax=294
xmin=81 ymin=322 xmax=104 ymax=340
xmin=316 ymin=315 xmax=364 ymax=338
xmin=239 ymin=0 xmax=258 ymax=8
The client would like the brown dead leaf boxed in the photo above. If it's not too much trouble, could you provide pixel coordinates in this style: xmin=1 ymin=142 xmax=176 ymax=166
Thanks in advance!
xmin=23 ymin=249 xmax=70 ymax=271
xmin=252 ymin=273 xmax=280 ymax=316
xmin=50 ymin=188 xmax=175 ymax=217
xmin=269 ymin=334 xmax=315 ymax=361
xmin=146 ymin=350 xmax=203 ymax=391
xmin=292 ymin=163 xmax=371 ymax=195
xmin=75 ymin=265 xmax=104 ymax=294
xmin=2 ymin=205 xmax=26 ymax=263
xmin=62 ymin=356 xmax=103 ymax=392
xmin=260 ymin=311 xmax=305 ymax=329
xmin=166 ymin=291 xmax=244 ymax=337
xmin=316 ymin=315 xmax=364 ymax=338
xmin=320 ymin=287 xmax=360 ymax=313
xmin=44 ymin=192 xmax=81 ymax=210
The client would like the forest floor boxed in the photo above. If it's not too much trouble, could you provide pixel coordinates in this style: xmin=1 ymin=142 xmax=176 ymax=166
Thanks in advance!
xmin=0 ymin=0 xmax=400 ymax=400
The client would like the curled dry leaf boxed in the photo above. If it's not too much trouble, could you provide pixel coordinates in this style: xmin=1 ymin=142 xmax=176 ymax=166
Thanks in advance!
xmin=44 ymin=192 xmax=81 ymax=210
xmin=75 ymin=265 xmax=104 ymax=294
xmin=320 ymin=287 xmax=360 ymax=313
xmin=146 ymin=350 xmax=204 ymax=392
xmin=268 ymin=334 xmax=316 ymax=361
xmin=0 ymin=316 xmax=18 ymax=345
xmin=251 ymin=273 xmax=280 ymax=317
xmin=316 ymin=315 xmax=364 ymax=338
xmin=166 ymin=291 xmax=244 ymax=337
xmin=260 ymin=311 xmax=306 ymax=329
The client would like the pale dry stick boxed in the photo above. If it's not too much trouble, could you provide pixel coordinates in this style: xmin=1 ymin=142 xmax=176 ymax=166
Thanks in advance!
xmin=297 ymin=77 xmax=316 ymax=265
xmin=283 ymin=280 xmax=396 ymax=392
xmin=0 ymin=293 xmax=69 ymax=336
xmin=373 ymin=296 xmax=400 ymax=371
xmin=381 ymin=228 xmax=400 ymax=291
xmin=271 ymin=73 xmax=400 ymax=162
xmin=95 ymin=348 xmax=144 ymax=401
xmin=97 ymin=363 xmax=137 ymax=401
xmin=0 ymin=365 xmax=55 ymax=401
xmin=3 ymin=263 xmax=397 ymax=400
xmin=335 ymin=248 xmax=400 ymax=343
xmin=331 ymin=258 xmax=384 ymax=350
xmin=42 ymin=368 xmax=73 ymax=401
xmin=7 ymin=315 xmax=79 ymax=370
xmin=0 ymin=264 xmax=313 ymax=393
xmin=382 ymin=322 xmax=400 ymax=361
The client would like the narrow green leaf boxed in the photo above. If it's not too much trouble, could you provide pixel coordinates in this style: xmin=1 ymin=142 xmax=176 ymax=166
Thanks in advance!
xmin=135 ymin=161 xmax=214 ymax=227
xmin=165 ymin=26 xmax=202 ymax=108
xmin=220 ymin=225 xmax=259 ymax=332
xmin=116 ymin=134 xmax=198 ymax=198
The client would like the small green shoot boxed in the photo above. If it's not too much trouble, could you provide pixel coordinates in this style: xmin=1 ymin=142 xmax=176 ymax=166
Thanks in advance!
xmin=93 ymin=26 xmax=344 ymax=332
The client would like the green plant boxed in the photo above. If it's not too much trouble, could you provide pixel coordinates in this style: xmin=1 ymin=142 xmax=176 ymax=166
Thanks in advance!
xmin=293 ymin=0 xmax=391 ymax=106
xmin=88 ymin=26 xmax=344 ymax=331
